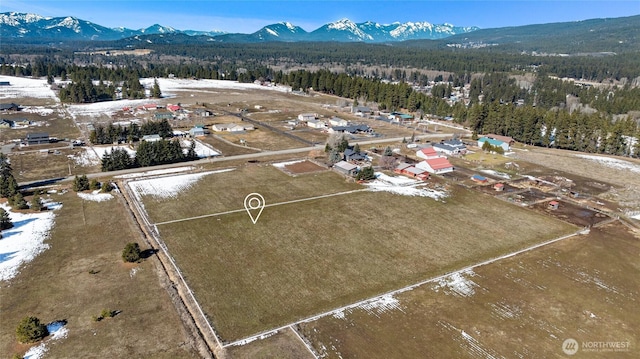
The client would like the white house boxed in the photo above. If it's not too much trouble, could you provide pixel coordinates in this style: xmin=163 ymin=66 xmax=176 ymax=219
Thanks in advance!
xmin=416 ymin=146 xmax=441 ymax=160
xmin=298 ymin=113 xmax=317 ymax=122
xmin=329 ymin=117 xmax=348 ymax=127
xmin=416 ymin=157 xmax=454 ymax=174
xmin=306 ymin=119 xmax=326 ymax=129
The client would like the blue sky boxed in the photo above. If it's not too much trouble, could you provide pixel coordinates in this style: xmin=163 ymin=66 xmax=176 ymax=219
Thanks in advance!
xmin=2 ymin=1 xmax=639 ymax=33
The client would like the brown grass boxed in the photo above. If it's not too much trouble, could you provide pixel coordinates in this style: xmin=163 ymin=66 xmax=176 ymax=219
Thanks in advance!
xmin=0 ymin=191 xmax=199 ymax=358
xmin=225 ymin=329 xmax=314 ymax=359
xmin=299 ymin=222 xmax=640 ymax=358
xmin=136 ymin=166 xmax=575 ymax=340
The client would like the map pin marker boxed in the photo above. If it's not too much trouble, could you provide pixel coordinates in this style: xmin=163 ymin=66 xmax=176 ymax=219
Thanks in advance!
xmin=244 ymin=193 xmax=265 ymax=224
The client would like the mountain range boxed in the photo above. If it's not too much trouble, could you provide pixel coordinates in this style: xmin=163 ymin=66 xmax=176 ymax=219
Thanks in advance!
xmin=0 ymin=12 xmax=478 ymax=42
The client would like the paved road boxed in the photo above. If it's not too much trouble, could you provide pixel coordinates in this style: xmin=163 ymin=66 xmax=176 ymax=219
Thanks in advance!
xmin=17 ymin=133 xmax=444 ymax=188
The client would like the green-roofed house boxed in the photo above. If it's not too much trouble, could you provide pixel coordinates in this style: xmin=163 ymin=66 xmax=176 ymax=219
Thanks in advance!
xmin=478 ymin=137 xmax=510 ymax=152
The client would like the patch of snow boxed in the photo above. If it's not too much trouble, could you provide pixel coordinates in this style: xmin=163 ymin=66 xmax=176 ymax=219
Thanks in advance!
xmin=77 ymin=190 xmax=113 ymax=202
xmin=272 ymin=159 xmax=305 ymax=168
xmin=359 ymin=294 xmax=404 ymax=317
xmin=230 ymin=331 xmax=277 ymax=347
xmin=180 ymin=139 xmax=219 ymax=158
xmin=115 ymin=166 xmax=195 ymax=179
xmin=575 ymin=154 xmax=640 ymax=174
xmin=20 ymin=106 xmax=56 ymax=116
xmin=128 ymin=169 xmax=234 ymax=200
xmin=130 ymin=267 xmax=141 ymax=278
xmin=24 ymin=342 xmax=47 ymax=359
xmin=364 ymin=172 xmax=448 ymax=200
xmin=432 ymin=269 xmax=478 ymax=297
xmin=138 ymin=78 xmax=291 ymax=97
xmin=91 ymin=145 xmax=136 ymax=161
xmin=65 ymin=99 xmax=156 ymax=118
xmin=0 ymin=204 xmax=59 ymax=282
xmin=0 ymin=75 xmax=58 ymax=100
xmin=480 ymin=169 xmax=511 ymax=179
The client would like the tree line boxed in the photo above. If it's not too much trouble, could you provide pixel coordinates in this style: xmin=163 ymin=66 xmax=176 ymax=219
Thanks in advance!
xmin=89 ymin=119 xmax=173 ymax=144
xmin=101 ymin=139 xmax=198 ymax=171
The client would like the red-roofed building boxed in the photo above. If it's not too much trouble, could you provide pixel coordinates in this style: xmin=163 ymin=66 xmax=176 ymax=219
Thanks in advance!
xmin=142 ymin=103 xmax=158 ymax=110
xmin=416 ymin=157 xmax=454 ymax=174
xmin=416 ymin=146 xmax=440 ymax=160
xmin=167 ymin=104 xmax=181 ymax=112
xmin=494 ymin=183 xmax=505 ymax=191
xmin=548 ymin=200 xmax=560 ymax=210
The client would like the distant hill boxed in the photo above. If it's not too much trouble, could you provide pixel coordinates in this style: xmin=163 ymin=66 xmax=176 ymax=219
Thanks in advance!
xmin=429 ymin=15 xmax=640 ymax=54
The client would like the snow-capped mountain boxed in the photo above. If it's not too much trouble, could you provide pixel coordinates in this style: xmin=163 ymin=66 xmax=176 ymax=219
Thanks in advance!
xmin=0 ymin=12 xmax=479 ymax=43
xmin=309 ymin=19 xmax=374 ymax=41
xmin=250 ymin=22 xmax=307 ymax=41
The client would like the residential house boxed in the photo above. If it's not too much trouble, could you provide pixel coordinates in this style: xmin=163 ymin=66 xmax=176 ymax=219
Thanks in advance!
xmin=333 ymin=160 xmax=358 ymax=176
xmin=328 ymin=124 xmax=371 ymax=134
xmin=351 ymin=106 xmax=371 ymax=116
xmin=306 ymin=119 xmax=326 ymax=129
xmin=193 ymin=108 xmax=211 ymax=117
xmin=478 ymin=137 xmax=510 ymax=152
xmin=485 ymin=134 xmax=515 ymax=146
xmin=389 ymin=112 xmax=414 ymax=123
xmin=298 ymin=113 xmax=317 ymax=122
xmin=416 ymin=146 xmax=440 ymax=160
xmin=416 ymin=157 xmax=454 ymax=174
xmin=0 ymin=103 xmax=20 ymax=111
xmin=26 ymin=132 xmax=50 ymax=145
xmin=344 ymin=148 xmax=367 ymax=162
xmin=154 ymin=112 xmax=174 ymax=120
xmin=142 ymin=103 xmax=158 ymax=110
xmin=432 ymin=143 xmax=461 ymax=156
xmin=0 ymin=119 xmax=13 ymax=128
xmin=189 ymin=127 xmax=205 ymax=137
xmin=167 ymin=104 xmax=182 ymax=112
xmin=329 ymin=117 xmax=348 ymax=127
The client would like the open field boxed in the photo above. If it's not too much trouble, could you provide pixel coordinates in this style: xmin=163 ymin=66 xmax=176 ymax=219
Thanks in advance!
xmin=225 ymin=328 xmax=314 ymax=359
xmin=0 ymin=190 xmax=199 ymax=358
xmin=131 ymin=166 xmax=576 ymax=340
xmin=299 ymin=222 xmax=640 ymax=358
xmin=9 ymin=147 xmax=99 ymax=182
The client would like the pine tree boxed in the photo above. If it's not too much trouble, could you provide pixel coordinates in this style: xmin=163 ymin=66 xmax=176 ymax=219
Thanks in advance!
xmin=30 ymin=195 xmax=43 ymax=212
xmin=0 ymin=208 xmax=13 ymax=230
xmin=0 ymin=154 xmax=18 ymax=199
xmin=151 ymin=79 xmax=162 ymax=98
xmin=11 ymin=193 xmax=28 ymax=210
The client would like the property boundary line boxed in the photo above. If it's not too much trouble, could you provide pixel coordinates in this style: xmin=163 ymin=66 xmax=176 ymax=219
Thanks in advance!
xmin=153 ymin=189 xmax=368 ymax=226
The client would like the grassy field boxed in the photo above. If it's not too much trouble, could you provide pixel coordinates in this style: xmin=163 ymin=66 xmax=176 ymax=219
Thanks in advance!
xmin=299 ymin=222 xmax=640 ymax=358
xmin=9 ymin=147 xmax=99 ymax=182
xmin=0 ymin=191 xmax=199 ymax=358
xmin=225 ymin=329 xmax=314 ymax=359
xmin=135 ymin=166 xmax=576 ymax=340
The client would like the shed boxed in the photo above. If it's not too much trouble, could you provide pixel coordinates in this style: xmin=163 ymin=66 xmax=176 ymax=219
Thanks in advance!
xmin=548 ymin=200 xmax=560 ymax=210
xmin=471 ymin=174 xmax=488 ymax=183
xmin=334 ymin=160 xmax=358 ymax=176
xmin=494 ymin=183 xmax=505 ymax=191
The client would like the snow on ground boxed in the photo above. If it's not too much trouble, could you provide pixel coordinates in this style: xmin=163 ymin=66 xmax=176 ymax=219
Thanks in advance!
xmin=92 ymin=145 xmax=136 ymax=160
xmin=332 ymin=294 xmax=403 ymax=320
xmin=432 ymin=269 xmax=479 ymax=297
xmin=69 ymin=145 xmax=136 ymax=167
xmin=575 ymin=154 xmax=640 ymax=174
xmin=128 ymin=168 xmax=235 ymax=200
xmin=0 ymin=204 xmax=59 ymax=282
xmin=65 ymin=98 xmax=156 ymax=118
xmin=0 ymin=75 xmax=58 ymax=100
xmin=364 ymin=172 xmax=448 ymax=200
xmin=272 ymin=159 xmax=305 ymax=168
xmin=23 ymin=321 xmax=68 ymax=359
xmin=181 ymin=139 xmax=220 ymax=157
xmin=20 ymin=106 xmax=56 ymax=116
xmin=480 ymin=169 xmax=511 ymax=179
xmin=139 ymin=77 xmax=291 ymax=96
xmin=77 ymin=190 xmax=113 ymax=202
xmin=115 ymin=166 xmax=195 ymax=179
